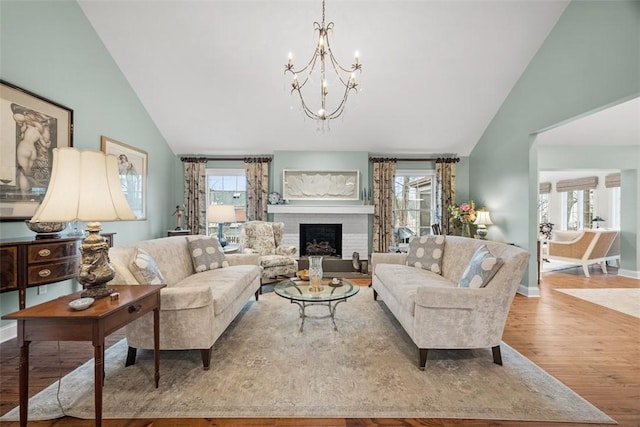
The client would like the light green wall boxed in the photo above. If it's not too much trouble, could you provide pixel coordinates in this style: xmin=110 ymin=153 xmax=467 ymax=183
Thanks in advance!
xmin=0 ymin=1 xmax=181 ymax=319
xmin=469 ymin=1 xmax=640 ymax=291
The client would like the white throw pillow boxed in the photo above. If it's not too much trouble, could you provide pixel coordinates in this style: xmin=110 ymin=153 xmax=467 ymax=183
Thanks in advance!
xmin=129 ymin=248 xmax=166 ymax=285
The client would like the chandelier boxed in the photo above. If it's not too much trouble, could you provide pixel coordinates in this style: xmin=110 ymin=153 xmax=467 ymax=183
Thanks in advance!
xmin=284 ymin=0 xmax=362 ymax=122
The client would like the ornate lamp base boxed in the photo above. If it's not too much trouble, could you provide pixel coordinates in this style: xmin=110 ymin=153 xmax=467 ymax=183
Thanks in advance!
xmin=78 ymin=222 xmax=115 ymax=299
xmin=477 ymin=226 xmax=488 ymax=240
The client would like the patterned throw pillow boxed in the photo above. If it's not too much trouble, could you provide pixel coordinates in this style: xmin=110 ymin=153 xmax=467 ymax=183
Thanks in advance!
xmin=129 ymin=248 xmax=166 ymax=285
xmin=406 ymin=235 xmax=446 ymax=275
xmin=188 ymin=236 xmax=229 ymax=273
xmin=458 ymin=245 xmax=504 ymax=288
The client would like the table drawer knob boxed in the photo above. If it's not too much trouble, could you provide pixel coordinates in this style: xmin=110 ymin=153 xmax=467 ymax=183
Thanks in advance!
xmin=38 ymin=249 xmax=52 ymax=257
xmin=38 ymin=269 xmax=52 ymax=278
xmin=128 ymin=304 xmax=142 ymax=314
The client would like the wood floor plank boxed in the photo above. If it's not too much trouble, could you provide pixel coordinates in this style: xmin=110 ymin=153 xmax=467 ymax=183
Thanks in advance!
xmin=0 ymin=265 xmax=638 ymax=426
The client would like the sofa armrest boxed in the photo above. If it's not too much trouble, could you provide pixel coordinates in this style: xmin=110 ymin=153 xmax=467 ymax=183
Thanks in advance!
xmin=371 ymin=253 xmax=407 ymax=272
xmin=276 ymin=245 xmax=297 ymax=256
xmin=414 ymin=286 xmax=495 ymax=310
xmin=226 ymin=253 xmax=260 ymax=266
xmin=160 ymin=286 xmax=213 ymax=311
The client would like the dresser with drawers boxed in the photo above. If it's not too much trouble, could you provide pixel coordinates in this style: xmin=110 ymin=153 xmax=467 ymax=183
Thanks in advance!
xmin=0 ymin=233 xmax=114 ymax=309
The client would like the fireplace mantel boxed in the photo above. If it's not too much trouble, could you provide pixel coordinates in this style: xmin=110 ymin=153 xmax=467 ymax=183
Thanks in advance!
xmin=267 ymin=205 xmax=374 ymax=215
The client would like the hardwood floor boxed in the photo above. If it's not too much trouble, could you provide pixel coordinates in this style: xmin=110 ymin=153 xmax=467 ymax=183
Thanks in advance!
xmin=1 ymin=266 xmax=638 ymax=427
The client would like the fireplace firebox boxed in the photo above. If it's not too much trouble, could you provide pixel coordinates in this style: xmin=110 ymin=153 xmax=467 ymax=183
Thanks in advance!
xmin=300 ymin=223 xmax=342 ymax=258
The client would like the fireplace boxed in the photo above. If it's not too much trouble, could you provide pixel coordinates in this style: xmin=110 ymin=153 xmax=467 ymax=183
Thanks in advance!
xmin=300 ymin=223 xmax=342 ymax=258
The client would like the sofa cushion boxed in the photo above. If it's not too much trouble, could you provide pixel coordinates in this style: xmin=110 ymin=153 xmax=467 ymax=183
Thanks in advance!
xmin=187 ymin=236 xmax=229 ymax=272
xmin=175 ymin=265 xmax=259 ymax=315
xmin=458 ymin=245 xmax=503 ymax=288
xmin=129 ymin=248 xmax=166 ymax=285
xmin=406 ymin=235 xmax=445 ymax=274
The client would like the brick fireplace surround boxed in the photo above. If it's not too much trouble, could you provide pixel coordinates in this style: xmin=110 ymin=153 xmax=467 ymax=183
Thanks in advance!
xmin=268 ymin=205 xmax=374 ymax=260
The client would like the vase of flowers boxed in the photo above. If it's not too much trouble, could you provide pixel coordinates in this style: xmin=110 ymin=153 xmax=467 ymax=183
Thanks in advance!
xmin=448 ymin=201 xmax=477 ymax=238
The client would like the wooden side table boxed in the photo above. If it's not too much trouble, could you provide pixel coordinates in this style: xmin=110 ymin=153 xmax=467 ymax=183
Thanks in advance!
xmin=2 ymin=284 xmax=165 ymax=427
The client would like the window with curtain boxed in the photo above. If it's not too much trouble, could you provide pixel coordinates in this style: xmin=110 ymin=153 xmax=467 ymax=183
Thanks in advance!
xmin=392 ymin=170 xmax=435 ymax=245
xmin=206 ymin=169 xmax=246 ymax=243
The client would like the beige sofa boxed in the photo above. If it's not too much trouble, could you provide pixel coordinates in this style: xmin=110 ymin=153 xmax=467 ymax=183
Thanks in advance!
xmin=371 ymin=236 xmax=529 ymax=369
xmin=545 ymin=229 xmax=619 ymax=277
xmin=108 ymin=235 xmax=261 ymax=370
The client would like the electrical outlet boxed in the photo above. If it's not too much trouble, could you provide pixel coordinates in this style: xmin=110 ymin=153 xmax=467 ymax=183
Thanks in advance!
xmin=38 ymin=285 xmax=48 ymax=295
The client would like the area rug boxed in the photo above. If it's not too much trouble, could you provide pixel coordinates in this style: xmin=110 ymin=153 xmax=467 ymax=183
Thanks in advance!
xmin=1 ymin=287 xmax=614 ymax=424
xmin=556 ymin=288 xmax=640 ymax=319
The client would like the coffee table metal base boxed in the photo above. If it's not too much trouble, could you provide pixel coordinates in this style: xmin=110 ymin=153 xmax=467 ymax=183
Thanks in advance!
xmin=290 ymin=298 xmax=347 ymax=333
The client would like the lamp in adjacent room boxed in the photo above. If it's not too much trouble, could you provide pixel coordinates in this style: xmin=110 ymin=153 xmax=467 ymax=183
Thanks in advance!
xmin=474 ymin=211 xmax=493 ymax=240
xmin=30 ymin=148 xmax=136 ymax=298
xmin=208 ymin=204 xmax=236 ymax=247
xmin=592 ymin=216 xmax=605 ymax=229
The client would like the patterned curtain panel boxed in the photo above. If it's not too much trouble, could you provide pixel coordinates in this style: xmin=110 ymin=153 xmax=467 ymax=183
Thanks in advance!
xmin=245 ymin=158 xmax=270 ymax=221
xmin=435 ymin=160 xmax=456 ymax=235
xmin=183 ymin=159 xmax=208 ymax=235
xmin=372 ymin=158 xmax=397 ymax=253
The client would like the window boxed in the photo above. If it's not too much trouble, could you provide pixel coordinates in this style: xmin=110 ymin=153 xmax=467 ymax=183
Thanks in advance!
xmin=562 ymin=189 xmax=593 ymax=230
xmin=206 ymin=169 xmax=246 ymax=243
xmin=538 ymin=193 xmax=550 ymax=224
xmin=392 ymin=170 xmax=435 ymax=245
xmin=611 ymin=186 xmax=621 ymax=229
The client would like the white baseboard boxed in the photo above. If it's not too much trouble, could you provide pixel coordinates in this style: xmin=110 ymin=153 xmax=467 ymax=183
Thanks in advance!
xmin=618 ymin=269 xmax=640 ymax=280
xmin=0 ymin=322 xmax=16 ymax=343
xmin=517 ymin=284 xmax=540 ymax=297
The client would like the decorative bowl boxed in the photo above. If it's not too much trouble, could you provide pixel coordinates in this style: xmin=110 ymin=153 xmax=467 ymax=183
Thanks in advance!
xmin=296 ymin=269 xmax=310 ymax=281
xmin=25 ymin=220 xmax=67 ymax=235
xmin=69 ymin=297 xmax=95 ymax=311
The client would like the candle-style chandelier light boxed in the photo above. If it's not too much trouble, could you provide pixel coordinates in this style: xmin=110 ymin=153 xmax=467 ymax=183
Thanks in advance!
xmin=284 ymin=0 xmax=362 ymax=122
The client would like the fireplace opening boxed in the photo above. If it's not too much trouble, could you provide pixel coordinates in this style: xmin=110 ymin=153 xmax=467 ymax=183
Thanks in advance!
xmin=300 ymin=223 xmax=342 ymax=258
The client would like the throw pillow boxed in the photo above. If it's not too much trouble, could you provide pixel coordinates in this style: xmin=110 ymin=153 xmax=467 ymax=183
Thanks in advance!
xmin=458 ymin=245 xmax=504 ymax=288
xmin=406 ymin=235 xmax=446 ymax=274
xmin=188 ymin=236 xmax=229 ymax=273
xmin=129 ymin=248 xmax=166 ymax=285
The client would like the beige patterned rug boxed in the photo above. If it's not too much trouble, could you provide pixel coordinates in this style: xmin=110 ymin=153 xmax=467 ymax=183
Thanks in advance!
xmin=1 ymin=287 xmax=614 ymax=423
xmin=556 ymin=288 xmax=640 ymax=319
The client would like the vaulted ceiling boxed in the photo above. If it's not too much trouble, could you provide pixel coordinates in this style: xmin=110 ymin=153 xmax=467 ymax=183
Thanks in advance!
xmin=78 ymin=0 xmax=573 ymax=156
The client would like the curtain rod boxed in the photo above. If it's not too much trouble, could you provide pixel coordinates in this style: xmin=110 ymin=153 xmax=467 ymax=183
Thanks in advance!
xmin=180 ymin=156 xmax=273 ymax=163
xmin=369 ymin=156 xmax=460 ymax=163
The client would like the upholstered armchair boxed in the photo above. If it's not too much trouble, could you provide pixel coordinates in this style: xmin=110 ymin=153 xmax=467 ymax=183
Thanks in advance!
xmin=240 ymin=221 xmax=298 ymax=283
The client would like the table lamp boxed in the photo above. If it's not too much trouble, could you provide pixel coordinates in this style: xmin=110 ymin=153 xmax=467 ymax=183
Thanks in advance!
xmin=208 ymin=204 xmax=236 ymax=247
xmin=592 ymin=216 xmax=605 ymax=229
xmin=474 ymin=211 xmax=493 ymax=240
xmin=30 ymin=148 xmax=136 ymax=298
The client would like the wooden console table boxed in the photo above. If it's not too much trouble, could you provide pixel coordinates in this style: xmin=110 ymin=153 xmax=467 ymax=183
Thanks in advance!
xmin=2 ymin=284 xmax=165 ymax=427
xmin=0 ymin=233 xmax=114 ymax=309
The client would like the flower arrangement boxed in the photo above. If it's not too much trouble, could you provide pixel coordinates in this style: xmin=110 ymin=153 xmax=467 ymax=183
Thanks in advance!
xmin=448 ymin=200 xmax=477 ymax=225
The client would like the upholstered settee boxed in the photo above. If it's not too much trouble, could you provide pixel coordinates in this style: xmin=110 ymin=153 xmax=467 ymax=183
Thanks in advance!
xmin=371 ymin=236 xmax=529 ymax=369
xmin=545 ymin=229 xmax=619 ymax=277
xmin=108 ymin=235 xmax=261 ymax=370
xmin=240 ymin=221 xmax=298 ymax=283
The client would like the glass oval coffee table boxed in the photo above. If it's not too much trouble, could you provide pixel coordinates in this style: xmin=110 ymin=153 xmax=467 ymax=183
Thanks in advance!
xmin=274 ymin=277 xmax=359 ymax=333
